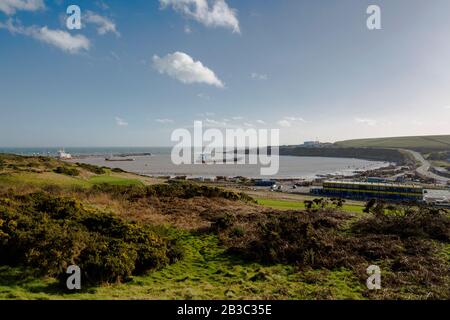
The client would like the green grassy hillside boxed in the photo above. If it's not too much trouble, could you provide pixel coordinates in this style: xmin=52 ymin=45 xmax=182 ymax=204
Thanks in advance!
xmin=335 ymin=135 xmax=450 ymax=152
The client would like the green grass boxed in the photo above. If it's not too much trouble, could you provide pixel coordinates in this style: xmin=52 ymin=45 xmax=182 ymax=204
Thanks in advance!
xmin=0 ymin=172 xmax=143 ymax=189
xmin=88 ymin=175 xmax=144 ymax=186
xmin=335 ymin=135 xmax=450 ymax=151
xmin=256 ymin=198 xmax=365 ymax=214
xmin=0 ymin=172 xmax=90 ymax=188
xmin=430 ymin=160 xmax=450 ymax=169
xmin=0 ymin=233 xmax=366 ymax=300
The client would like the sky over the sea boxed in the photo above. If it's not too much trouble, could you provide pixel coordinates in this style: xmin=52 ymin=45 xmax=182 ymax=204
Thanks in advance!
xmin=1 ymin=0 xmax=450 ymax=147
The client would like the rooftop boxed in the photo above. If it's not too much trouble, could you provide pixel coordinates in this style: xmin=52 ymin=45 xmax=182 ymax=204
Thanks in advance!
xmin=324 ymin=180 xmax=423 ymax=189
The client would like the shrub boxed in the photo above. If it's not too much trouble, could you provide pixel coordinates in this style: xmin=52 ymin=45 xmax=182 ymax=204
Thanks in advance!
xmin=210 ymin=213 xmax=235 ymax=232
xmin=229 ymin=226 xmax=245 ymax=238
xmin=53 ymin=166 xmax=79 ymax=176
xmin=76 ymin=163 xmax=106 ymax=175
xmin=0 ymin=192 xmax=182 ymax=286
xmin=92 ymin=184 xmax=147 ymax=201
xmin=355 ymin=201 xmax=450 ymax=242
xmin=240 ymin=213 xmax=345 ymax=266
xmin=91 ymin=181 xmax=256 ymax=203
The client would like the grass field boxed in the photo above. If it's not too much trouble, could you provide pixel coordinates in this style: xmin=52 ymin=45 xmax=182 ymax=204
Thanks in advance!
xmin=335 ymin=135 xmax=450 ymax=151
xmin=0 ymin=232 xmax=365 ymax=300
xmin=88 ymin=175 xmax=144 ymax=186
xmin=256 ymin=198 xmax=365 ymax=214
xmin=0 ymin=172 xmax=144 ymax=188
xmin=0 ymin=154 xmax=162 ymax=189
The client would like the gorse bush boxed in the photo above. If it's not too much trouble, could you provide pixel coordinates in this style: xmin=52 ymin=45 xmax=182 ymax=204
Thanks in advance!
xmin=0 ymin=192 xmax=182 ymax=286
xmin=232 ymin=205 xmax=450 ymax=267
xmin=304 ymin=198 xmax=346 ymax=211
xmin=53 ymin=166 xmax=80 ymax=176
xmin=91 ymin=181 xmax=256 ymax=203
xmin=355 ymin=201 xmax=450 ymax=242
xmin=240 ymin=212 xmax=347 ymax=266
xmin=76 ymin=163 xmax=107 ymax=175
xmin=224 ymin=207 xmax=450 ymax=299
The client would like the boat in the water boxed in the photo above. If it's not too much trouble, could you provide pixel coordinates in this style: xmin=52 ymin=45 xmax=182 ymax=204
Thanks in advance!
xmin=105 ymin=154 xmax=135 ymax=161
xmin=57 ymin=148 xmax=72 ymax=160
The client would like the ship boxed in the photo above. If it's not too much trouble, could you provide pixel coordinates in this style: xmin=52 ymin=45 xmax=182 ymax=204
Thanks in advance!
xmin=105 ymin=153 xmax=135 ymax=161
xmin=57 ymin=148 xmax=72 ymax=160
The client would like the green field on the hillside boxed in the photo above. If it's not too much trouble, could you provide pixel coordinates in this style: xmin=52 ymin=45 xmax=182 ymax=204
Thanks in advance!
xmin=335 ymin=135 xmax=450 ymax=151
xmin=256 ymin=198 xmax=365 ymax=214
xmin=88 ymin=175 xmax=144 ymax=186
xmin=0 ymin=172 xmax=143 ymax=188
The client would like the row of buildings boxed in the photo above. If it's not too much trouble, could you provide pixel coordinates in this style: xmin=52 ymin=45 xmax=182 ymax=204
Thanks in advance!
xmin=311 ymin=180 xmax=450 ymax=207
xmin=311 ymin=181 xmax=424 ymax=202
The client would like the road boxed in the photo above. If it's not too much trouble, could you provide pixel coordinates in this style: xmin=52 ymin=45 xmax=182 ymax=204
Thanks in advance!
xmin=402 ymin=149 xmax=449 ymax=184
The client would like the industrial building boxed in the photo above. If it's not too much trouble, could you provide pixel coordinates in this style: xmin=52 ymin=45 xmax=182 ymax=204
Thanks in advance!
xmin=312 ymin=181 xmax=424 ymax=202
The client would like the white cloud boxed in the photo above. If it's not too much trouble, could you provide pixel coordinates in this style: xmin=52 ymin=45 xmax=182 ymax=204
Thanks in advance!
xmin=205 ymin=118 xmax=226 ymax=127
xmin=355 ymin=117 xmax=377 ymax=126
xmin=250 ymin=72 xmax=268 ymax=80
xmin=0 ymin=0 xmax=44 ymax=15
xmin=243 ymin=122 xmax=254 ymax=127
xmin=197 ymin=112 xmax=214 ymax=117
xmin=255 ymin=119 xmax=266 ymax=125
xmin=197 ymin=93 xmax=210 ymax=100
xmin=232 ymin=116 xmax=243 ymax=120
xmin=284 ymin=116 xmax=305 ymax=122
xmin=84 ymin=11 xmax=120 ymax=37
xmin=444 ymin=106 xmax=450 ymax=110
xmin=160 ymin=0 xmax=240 ymax=33
xmin=276 ymin=116 xmax=305 ymax=127
xmin=411 ymin=120 xmax=423 ymax=126
xmin=184 ymin=25 xmax=192 ymax=34
xmin=110 ymin=51 xmax=120 ymax=60
xmin=156 ymin=118 xmax=174 ymax=124
xmin=0 ymin=19 xmax=90 ymax=54
xmin=115 ymin=117 xmax=128 ymax=127
xmin=277 ymin=120 xmax=291 ymax=128
xmin=95 ymin=0 xmax=109 ymax=10
xmin=153 ymin=51 xmax=224 ymax=88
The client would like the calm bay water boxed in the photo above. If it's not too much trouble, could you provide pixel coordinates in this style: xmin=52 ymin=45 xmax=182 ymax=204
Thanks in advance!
xmin=0 ymin=147 xmax=389 ymax=179
xmin=0 ymin=147 xmax=170 ymax=157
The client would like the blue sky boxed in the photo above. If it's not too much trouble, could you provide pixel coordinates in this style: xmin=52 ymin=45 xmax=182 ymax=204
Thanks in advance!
xmin=1 ymin=0 xmax=450 ymax=147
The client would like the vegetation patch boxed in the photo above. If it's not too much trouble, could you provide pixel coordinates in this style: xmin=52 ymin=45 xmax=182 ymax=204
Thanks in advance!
xmin=0 ymin=192 xmax=182 ymax=287
xmin=91 ymin=181 xmax=256 ymax=203
xmin=53 ymin=166 xmax=80 ymax=177
xmin=76 ymin=163 xmax=107 ymax=175
xmin=0 ymin=154 xmax=449 ymax=300
xmin=88 ymin=175 xmax=143 ymax=186
xmin=335 ymin=135 xmax=450 ymax=152
xmin=218 ymin=203 xmax=450 ymax=299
